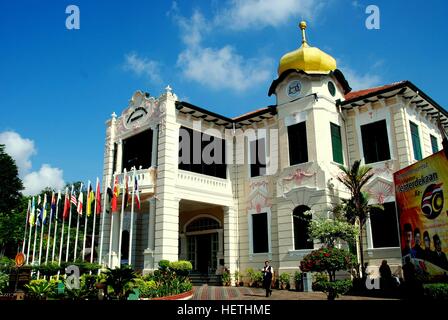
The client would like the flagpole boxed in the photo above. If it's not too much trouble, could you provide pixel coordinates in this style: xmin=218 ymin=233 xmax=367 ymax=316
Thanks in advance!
xmin=45 ymin=192 xmax=55 ymax=264
xmin=22 ymin=199 xmax=31 ymax=254
xmin=51 ymin=191 xmax=61 ymax=262
xmin=109 ymin=175 xmax=114 ymax=268
xmin=82 ymin=181 xmax=91 ymax=261
xmin=90 ymin=178 xmax=99 ymax=263
xmin=99 ymin=180 xmax=108 ymax=266
xmin=129 ymin=168 xmax=136 ymax=266
xmin=31 ymin=196 xmax=40 ymax=267
xmin=66 ymin=185 xmax=75 ymax=262
xmin=57 ymin=188 xmax=68 ymax=280
xmin=118 ymin=169 xmax=127 ymax=267
xmin=38 ymin=194 xmax=47 ymax=278
xmin=74 ymin=183 xmax=83 ymax=261
xmin=26 ymin=197 xmax=35 ymax=265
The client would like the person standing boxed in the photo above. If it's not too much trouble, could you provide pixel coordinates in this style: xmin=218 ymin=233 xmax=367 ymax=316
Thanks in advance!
xmin=262 ymin=260 xmax=273 ymax=297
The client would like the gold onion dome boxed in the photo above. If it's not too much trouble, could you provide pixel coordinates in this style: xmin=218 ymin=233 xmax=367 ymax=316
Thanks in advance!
xmin=278 ymin=21 xmax=337 ymax=76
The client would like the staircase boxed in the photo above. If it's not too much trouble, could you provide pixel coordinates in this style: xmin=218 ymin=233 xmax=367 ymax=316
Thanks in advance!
xmin=189 ymin=272 xmax=222 ymax=286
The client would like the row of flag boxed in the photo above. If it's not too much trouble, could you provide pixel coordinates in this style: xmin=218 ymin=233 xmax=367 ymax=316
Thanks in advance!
xmin=26 ymin=175 xmax=141 ymax=227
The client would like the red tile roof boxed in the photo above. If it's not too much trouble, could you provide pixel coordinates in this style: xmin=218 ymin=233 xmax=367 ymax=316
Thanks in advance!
xmin=344 ymin=81 xmax=406 ymax=101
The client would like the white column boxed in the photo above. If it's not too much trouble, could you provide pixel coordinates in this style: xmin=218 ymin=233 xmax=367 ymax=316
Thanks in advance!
xmin=224 ymin=206 xmax=238 ymax=284
xmin=116 ymin=139 xmax=123 ymax=173
xmin=366 ymin=213 xmax=374 ymax=250
xmin=151 ymin=125 xmax=159 ymax=167
xmin=143 ymin=198 xmax=156 ymax=273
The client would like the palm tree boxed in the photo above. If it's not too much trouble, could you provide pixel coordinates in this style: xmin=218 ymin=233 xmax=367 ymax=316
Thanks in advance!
xmin=337 ymin=160 xmax=381 ymax=278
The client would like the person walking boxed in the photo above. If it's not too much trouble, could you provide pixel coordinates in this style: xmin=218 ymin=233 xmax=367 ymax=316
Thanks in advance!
xmin=262 ymin=260 xmax=273 ymax=297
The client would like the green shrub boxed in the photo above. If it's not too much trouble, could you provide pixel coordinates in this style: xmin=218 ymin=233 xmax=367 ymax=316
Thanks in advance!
xmin=294 ymin=271 xmax=302 ymax=282
xmin=279 ymin=273 xmax=290 ymax=284
xmin=423 ymin=283 xmax=448 ymax=299
xmin=25 ymin=279 xmax=56 ymax=300
xmin=0 ymin=257 xmax=15 ymax=273
xmin=221 ymin=270 xmax=231 ymax=286
xmin=169 ymin=260 xmax=192 ymax=277
xmin=158 ymin=260 xmax=170 ymax=271
xmin=313 ymin=279 xmax=352 ymax=300
xmin=0 ymin=271 xmax=8 ymax=293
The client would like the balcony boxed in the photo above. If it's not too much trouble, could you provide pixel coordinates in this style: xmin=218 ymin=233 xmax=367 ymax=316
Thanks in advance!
xmin=116 ymin=167 xmax=156 ymax=194
xmin=177 ymin=170 xmax=232 ymax=203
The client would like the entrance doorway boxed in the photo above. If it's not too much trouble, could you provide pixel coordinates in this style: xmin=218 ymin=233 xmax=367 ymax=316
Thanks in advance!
xmin=187 ymin=232 xmax=219 ymax=273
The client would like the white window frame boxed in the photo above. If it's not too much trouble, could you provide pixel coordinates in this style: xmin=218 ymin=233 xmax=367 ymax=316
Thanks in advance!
xmin=248 ymin=207 xmax=272 ymax=257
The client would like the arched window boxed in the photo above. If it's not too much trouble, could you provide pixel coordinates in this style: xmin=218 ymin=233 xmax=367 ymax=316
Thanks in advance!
xmin=293 ymin=205 xmax=313 ymax=250
xmin=186 ymin=217 xmax=220 ymax=232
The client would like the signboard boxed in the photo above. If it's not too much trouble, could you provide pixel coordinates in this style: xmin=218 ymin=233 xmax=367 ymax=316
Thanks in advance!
xmin=394 ymin=150 xmax=448 ymax=281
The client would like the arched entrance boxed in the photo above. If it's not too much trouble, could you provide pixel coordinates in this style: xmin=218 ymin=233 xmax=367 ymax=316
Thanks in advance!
xmin=184 ymin=216 xmax=222 ymax=274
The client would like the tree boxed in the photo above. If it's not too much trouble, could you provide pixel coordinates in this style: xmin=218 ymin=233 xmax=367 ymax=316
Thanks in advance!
xmin=0 ymin=144 xmax=23 ymax=214
xmin=337 ymin=160 xmax=382 ymax=278
xmin=309 ymin=218 xmax=358 ymax=248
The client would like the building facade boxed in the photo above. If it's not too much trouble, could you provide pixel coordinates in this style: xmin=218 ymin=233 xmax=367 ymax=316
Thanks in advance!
xmin=100 ymin=22 xmax=448 ymax=282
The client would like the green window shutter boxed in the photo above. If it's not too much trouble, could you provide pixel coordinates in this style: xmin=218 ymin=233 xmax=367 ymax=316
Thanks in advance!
xmin=410 ymin=121 xmax=422 ymax=160
xmin=330 ymin=123 xmax=343 ymax=164
xmin=430 ymin=135 xmax=439 ymax=154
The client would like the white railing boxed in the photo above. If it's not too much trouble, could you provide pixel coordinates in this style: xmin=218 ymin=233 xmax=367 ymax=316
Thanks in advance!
xmin=177 ymin=170 xmax=231 ymax=195
xmin=116 ymin=167 xmax=156 ymax=192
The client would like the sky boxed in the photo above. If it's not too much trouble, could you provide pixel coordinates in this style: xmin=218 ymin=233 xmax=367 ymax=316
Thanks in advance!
xmin=0 ymin=0 xmax=447 ymax=195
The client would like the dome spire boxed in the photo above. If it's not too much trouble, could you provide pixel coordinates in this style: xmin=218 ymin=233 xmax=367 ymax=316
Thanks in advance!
xmin=299 ymin=21 xmax=308 ymax=47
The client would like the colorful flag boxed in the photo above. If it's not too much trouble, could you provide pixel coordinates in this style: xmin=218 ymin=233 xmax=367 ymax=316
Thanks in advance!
xmin=36 ymin=195 xmax=42 ymax=227
xmin=111 ymin=176 xmax=119 ymax=213
xmin=95 ymin=178 xmax=101 ymax=214
xmin=29 ymin=197 xmax=35 ymax=226
xmin=50 ymin=192 xmax=56 ymax=221
xmin=106 ymin=187 xmax=113 ymax=214
xmin=134 ymin=176 xmax=141 ymax=210
xmin=86 ymin=182 xmax=94 ymax=217
xmin=123 ymin=176 xmax=130 ymax=208
xmin=41 ymin=194 xmax=48 ymax=225
xmin=56 ymin=191 xmax=61 ymax=220
xmin=71 ymin=191 xmax=77 ymax=206
xmin=77 ymin=190 xmax=84 ymax=216
xmin=63 ymin=187 xmax=70 ymax=220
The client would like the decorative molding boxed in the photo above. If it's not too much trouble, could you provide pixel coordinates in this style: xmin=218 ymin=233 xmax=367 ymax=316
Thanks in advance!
xmin=115 ymin=91 xmax=166 ymax=140
xmin=277 ymin=167 xmax=316 ymax=196
xmin=246 ymin=178 xmax=272 ymax=213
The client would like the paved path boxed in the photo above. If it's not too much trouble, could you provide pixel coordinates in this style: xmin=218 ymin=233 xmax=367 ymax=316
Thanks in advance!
xmin=192 ymin=285 xmax=396 ymax=300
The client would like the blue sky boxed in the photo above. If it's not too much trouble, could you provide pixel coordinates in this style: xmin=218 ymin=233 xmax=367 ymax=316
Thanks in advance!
xmin=0 ymin=0 xmax=447 ymax=195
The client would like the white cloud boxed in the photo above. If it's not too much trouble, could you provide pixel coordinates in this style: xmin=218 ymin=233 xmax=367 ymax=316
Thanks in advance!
xmin=178 ymin=46 xmax=272 ymax=91
xmin=215 ymin=0 xmax=325 ymax=30
xmin=0 ymin=131 xmax=65 ymax=195
xmin=176 ymin=10 xmax=273 ymax=92
xmin=22 ymin=164 xmax=65 ymax=196
xmin=124 ymin=52 xmax=162 ymax=84
xmin=0 ymin=131 xmax=36 ymax=176
xmin=341 ymin=66 xmax=382 ymax=91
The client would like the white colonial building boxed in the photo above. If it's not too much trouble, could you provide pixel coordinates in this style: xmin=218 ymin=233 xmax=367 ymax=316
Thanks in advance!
xmin=100 ymin=22 xmax=448 ymax=283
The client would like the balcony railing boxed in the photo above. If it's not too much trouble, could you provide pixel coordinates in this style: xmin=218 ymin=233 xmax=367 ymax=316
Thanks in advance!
xmin=177 ymin=170 xmax=231 ymax=196
xmin=116 ymin=167 xmax=156 ymax=193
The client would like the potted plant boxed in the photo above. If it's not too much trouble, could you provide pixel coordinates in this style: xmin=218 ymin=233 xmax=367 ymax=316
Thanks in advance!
xmin=103 ymin=266 xmax=136 ymax=300
xmin=221 ymin=270 xmax=231 ymax=286
xmin=25 ymin=279 xmax=56 ymax=300
xmin=246 ymin=268 xmax=254 ymax=287
xmin=279 ymin=273 xmax=290 ymax=290
xmin=294 ymin=271 xmax=303 ymax=291
xmin=95 ymin=272 xmax=107 ymax=290
xmin=300 ymin=246 xmax=356 ymax=300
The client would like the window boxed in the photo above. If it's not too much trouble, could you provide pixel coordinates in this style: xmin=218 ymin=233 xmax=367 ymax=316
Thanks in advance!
xmin=328 ymin=81 xmax=336 ymax=97
xmin=288 ymin=121 xmax=308 ymax=165
xmin=430 ymin=135 xmax=439 ymax=154
xmin=252 ymin=212 xmax=269 ymax=253
xmin=330 ymin=123 xmax=343 ymax=164
xmin=112 ymin=142 xmax=118 ymax=174
xmin=360 ymin=120 xmax=390 ymax=163
xmin=250 ymin=138 xmax=266 ymax=177
xmin=186 ymin=217 xmax=220 ymax=232
xmin=410 ymin=121 xmax=422 ymax=160
xmin=122 ymin=129 xmax=153 ymax=172
xmin=178 ymin=126 xmax=227 ymax=178
xmin=293 ymin=206 xmax=313 ymax=250
xmin=370 ymin=202 xmax=400 ymax=248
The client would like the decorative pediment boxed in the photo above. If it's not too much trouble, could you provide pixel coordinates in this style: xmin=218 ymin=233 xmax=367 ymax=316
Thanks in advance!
xmin=277 ymin=166 xmax=317 ymax=196
xmin=116 ymin=91 xmax=165 ymax=138
xmin=247 ymin=178 xmax=272 ymax=213
xmin=365 ymin=176 xmax=394 ymax=204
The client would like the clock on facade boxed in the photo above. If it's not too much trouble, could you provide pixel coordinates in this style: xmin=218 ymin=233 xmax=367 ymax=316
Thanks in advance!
xmin=286 ymin=80 xmax=302 ymax=98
